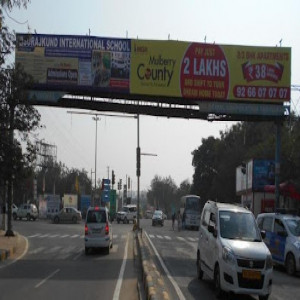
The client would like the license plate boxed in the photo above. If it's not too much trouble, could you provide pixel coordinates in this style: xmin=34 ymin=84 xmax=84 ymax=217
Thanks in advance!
xmin=92 ymin=228 xmax=102 ymax=233
xmin=242 ymin=270 xmax=261 ymax=280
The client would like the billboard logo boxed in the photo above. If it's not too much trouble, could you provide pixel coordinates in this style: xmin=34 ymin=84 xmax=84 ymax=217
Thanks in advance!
xmin=137 ymin=55 xmax=175 ymax=87
xmin=47 ymin=68 xmax=78 ymax=84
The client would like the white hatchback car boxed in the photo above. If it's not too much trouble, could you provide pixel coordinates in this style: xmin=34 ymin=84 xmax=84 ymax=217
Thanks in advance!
xmin=84 ymin=207 xmax=113 ymax=255
xmin=197 ymin=201 xmax=273 ymax=300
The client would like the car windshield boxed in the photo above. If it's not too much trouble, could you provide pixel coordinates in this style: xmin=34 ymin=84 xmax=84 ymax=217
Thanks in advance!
xmin=219 ymin=211 xmax=261 ymax=241
xmin=153 ymin=211 xmax=162 ymax=217
xmin=285 ymin=218 xmax=300 ymax=236
xmin=87 ymin=210 xmax=106 ymax=223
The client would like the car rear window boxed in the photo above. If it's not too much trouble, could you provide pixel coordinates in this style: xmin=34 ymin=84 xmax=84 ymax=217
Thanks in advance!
xmin=86 ymin=210 xmax=106 ymax=223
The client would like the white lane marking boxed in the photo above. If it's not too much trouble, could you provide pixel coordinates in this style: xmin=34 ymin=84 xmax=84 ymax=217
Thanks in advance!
xmin=73 ymin=249 xmax=83 ymax=261
xmin=113 ymin=234 xmax=118 ymax=239
xmin=148 ymin=234 xmax=155 ymax=238
xmin=48 ymin=234 xmax=59 ymax=238
xmin=27 ymin=234 xmax=41 ymax=238
xmin=59 ymin=235 xmax=69 ymax=238
xmin=44 ymin=246 xmax=62 ymax=254
xmin=80 ymin=235 xmax=84 ymax=238
xmin=157 ymin=235 xmax=163 ymax=239
xmin=38 ymin=234 xmax=50 ymax=238
xmin=70 ymin=234 xmax=79 ymax=238
xmin=28 ymin=247 xmax=46 ymax=255
xmin=177 ymin=236 xmax=185 ymax=241
xmin=35 ymin=269 xmax=60 ymax=288
xmin=164 ymin=236 xmax=171 ymax=240
xmin=187 ymin=237 xmax=197 ymax=242
xmin=145 ymin=231 xmax=186 ymax=300
xmin=112 ymin=233 xmax=129 ymax=300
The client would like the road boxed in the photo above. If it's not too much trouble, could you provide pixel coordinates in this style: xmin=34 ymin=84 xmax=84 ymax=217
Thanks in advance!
xmin=0 ymin=218 xmax=139 ymax=300
xmin=140 ymin=218 xmax=300 ymax=300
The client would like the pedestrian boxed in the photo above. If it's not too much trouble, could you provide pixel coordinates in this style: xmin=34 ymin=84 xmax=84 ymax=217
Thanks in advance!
xmin=172 ymin=212 xmax=176 ymax=230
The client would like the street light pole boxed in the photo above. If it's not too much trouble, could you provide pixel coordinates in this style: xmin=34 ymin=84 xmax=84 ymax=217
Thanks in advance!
xmin=137 ymin=114 xmax=140 ymax=229
xmin=93 ymin=116 xmax=99 ymax=206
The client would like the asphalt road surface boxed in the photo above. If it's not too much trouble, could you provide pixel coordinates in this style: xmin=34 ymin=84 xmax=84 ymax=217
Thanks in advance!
xmin=140 ymin=218 xmax=300 ymax=300
xmin=0 ymin=218 xmax=139 ymax=300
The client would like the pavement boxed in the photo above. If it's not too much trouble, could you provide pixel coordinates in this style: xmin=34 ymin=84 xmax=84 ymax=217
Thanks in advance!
xmin=0 ymin=229 xmax=28 ymax=265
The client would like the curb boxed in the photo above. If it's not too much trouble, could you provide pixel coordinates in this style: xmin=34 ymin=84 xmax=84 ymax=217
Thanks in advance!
xmin=137 ymin=230 xmax=170 ymax=300
xmin=0 ymin=246 xmax=16 ymax=262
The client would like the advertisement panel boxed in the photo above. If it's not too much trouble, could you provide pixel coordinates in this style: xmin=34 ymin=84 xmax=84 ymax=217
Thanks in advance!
xmin=131 ymin=40 xmax=291 ymax=103
xmin=16 ymin=34 xmax=130 ymax=93
xmin=63 ymin=194 xmax=78 ymax=209
xmin=16 ymin=34 xmax=291 ymax=104
xmin=252 ymin=160 xmax=275 ymax=191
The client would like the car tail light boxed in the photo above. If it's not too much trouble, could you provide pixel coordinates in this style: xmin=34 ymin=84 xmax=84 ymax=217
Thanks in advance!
xmin=105 ymin=222 xmax=109 ymax=235
xmin=85 ymin=224 xmax=88 ymax=235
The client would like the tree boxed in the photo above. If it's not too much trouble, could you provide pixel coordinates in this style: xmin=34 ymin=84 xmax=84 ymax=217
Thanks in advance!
xmin=147 ymin=175 xmax=178 ymax=216
xmin=1 ymin=1 xmax=41 ymax=236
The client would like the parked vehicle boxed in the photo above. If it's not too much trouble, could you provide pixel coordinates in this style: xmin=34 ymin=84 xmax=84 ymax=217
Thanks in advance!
xmin=152 ymin=210 xmax=164 ymax=226
xmin=12 ymin=204 xmax=18 ymax=220
xmin=257 ymin=212 xmax=300 ymax=276
xmin=51 ymin=207 xmax=82 ymax=224
xmin=16 ymin=203 xmax=38 ymax=221
xmin=116 ymin=204 xmax=137 ymax=224
xmin=197 ymin=201 xmax=272 ymax=300
xmin=84 ymin=206 xmax=113 ymax=255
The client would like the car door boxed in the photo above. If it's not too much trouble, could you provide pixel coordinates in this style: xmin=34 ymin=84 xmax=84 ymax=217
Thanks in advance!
xmin=271 ymin=217 xmax=287 ymax=263
xmin=259 ymin=216 xmax=275 ymax=258
xmin=199 ymin=208 xmax=213 ymax=275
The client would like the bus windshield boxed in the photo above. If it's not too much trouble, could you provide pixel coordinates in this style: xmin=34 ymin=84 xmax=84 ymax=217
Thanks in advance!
xmin=185 ymin=196 xmax=201 ymax=213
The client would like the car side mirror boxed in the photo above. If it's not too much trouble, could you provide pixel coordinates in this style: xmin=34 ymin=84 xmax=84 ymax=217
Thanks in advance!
xmin=261 ymin=230 xmax=266 ymax=239
xmin=208 ymin=225 xmax=217 ymax=237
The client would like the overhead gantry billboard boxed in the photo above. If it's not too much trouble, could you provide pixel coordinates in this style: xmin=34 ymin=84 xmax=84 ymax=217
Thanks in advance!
xmin=16 ymin=34 xmax=291 ymax=104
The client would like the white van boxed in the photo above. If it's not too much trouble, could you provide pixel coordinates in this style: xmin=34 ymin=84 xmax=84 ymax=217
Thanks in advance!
xmin=197 ymin=201 xmax=272 ymax=300
xmin=84 ymin=207 xmax=113 ymax=255
xmin=116 ymin=204 xmax=137 ymax=224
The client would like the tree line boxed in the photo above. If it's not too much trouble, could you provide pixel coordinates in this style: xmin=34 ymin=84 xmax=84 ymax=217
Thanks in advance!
xmin=146 ymin=116 xmax=300 ymax=212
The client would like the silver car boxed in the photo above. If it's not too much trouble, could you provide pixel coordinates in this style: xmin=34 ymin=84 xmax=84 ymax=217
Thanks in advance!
xmin=51 ymin=207 xmax=82 ymax=224
xmin=84 ymin=207 xmax=113 ymax=255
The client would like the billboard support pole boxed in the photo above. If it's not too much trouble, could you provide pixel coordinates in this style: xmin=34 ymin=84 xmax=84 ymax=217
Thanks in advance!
xmin=275 ymin=121 xmax=281 ymax=210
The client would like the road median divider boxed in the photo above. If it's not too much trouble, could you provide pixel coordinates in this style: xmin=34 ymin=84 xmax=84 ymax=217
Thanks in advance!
xmin=136 ymin=230 xmax=170 ymax=300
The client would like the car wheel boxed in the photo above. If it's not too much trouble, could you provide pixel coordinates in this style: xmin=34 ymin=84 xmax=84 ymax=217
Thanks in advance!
xmin=33 ymin=217 xmax=36 ymax=221
xmin=196 ymin=252 xmax=203 ymax=280
xmin=117 ymin=219 xmax=120 ymax=224
xmin=85 ymin=247 xmax=89 ymax=255
xmin=123 ymin=217 xmax=127 ymax=224
xmin=13 ymin=213 xmax=17 ymax=220
xmin=105 ymin=246 xmax=110 ymax=255
xmin=214 ymin=265 xmax=223 ymax=298
xmin=72 ymin=216 xmax=77 ymax=224
xmin=285 ymin=253 xmax=296 ymax=276
xmin=54 ymin=216 xmax=59 ymax=224
xmin=26 ymin=214 xmax=31 ymax=221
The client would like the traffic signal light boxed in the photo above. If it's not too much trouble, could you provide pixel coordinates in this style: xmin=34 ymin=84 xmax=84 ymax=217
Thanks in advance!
xmin=101 ymin=178 xmax=104 ymax=190
xmin=128 ymin=176 xmax=130 ymax=189
xmin=112 ymin=170 xmax=115 ymax=185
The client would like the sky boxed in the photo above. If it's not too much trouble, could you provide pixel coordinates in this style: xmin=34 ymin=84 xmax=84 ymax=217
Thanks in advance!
xmin=3 ymin=0 xmax=300 ymax=192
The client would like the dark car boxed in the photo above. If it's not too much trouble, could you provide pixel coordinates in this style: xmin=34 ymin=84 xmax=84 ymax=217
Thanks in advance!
xmin=152 ymin=210 xmax=164 ymax=226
